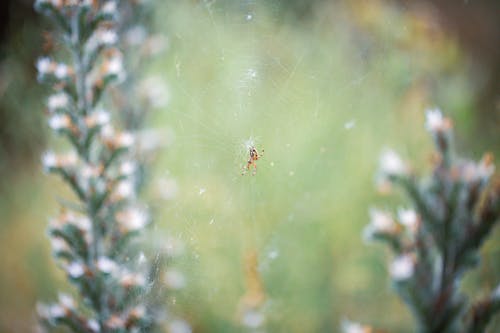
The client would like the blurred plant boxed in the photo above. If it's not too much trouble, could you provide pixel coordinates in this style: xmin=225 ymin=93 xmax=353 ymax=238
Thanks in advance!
xmin=33 ymin=0 xmax=182 ymax=332
xmin=237 ymin=251 xmax=268 ymax=333
xmin=111 ymin=0 xmax=170 ymax=192
xmin=111 ymin=2 xmax=189 ymax=332
xmin=353 ymin=109 xmax=500 ymax=333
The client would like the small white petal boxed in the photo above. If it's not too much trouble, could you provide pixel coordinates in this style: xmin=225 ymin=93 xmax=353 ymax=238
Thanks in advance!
xmin=50 ymin=237 xmax=68 ymax=252
xmin=49 ymin=304 xmax=66 ymax=318
xmin=67 ymin=262 xmax=85 ymax=278
xmin=48 ymin=114 xmax=71 ymax=130
xmin=390 ymin=254 xmax=414 ymax=281
xmin=119 ymin=161 xmax=137 ymax=176
xmin=54 ymin=63 xmax=69 ymax=79
xmin=379 ymin=148 xmax=407 ymax=177
xmin=242 ymin=309 xmax=265 ymax=328
xmin=47 ymin=92 xmax=69 ymax=111
xmin=42 ymin=151 xmax=57 ymax=170
xmin=425 ymin=108 xmax=445 ymax=132
xmin=113 ymin=180 xmax=136 ymax=200
xmin=87 ymin=319 xmax=100 ymax=332
xmin=101 ymin=1 xmax=117 ymax=15
xmin=58 ymin=293 xmax=75 ymax=309
xmin=97 ymin=29 xmax=118 ymax=45
xmin=341 ymin=319 xmax=369 ymax=333
xmin=97 ymin=257 xmax=117 ymax=274
xmin=398 ymin=208 xmax=419 ymax=231
xmin=36 ymin=57 xmax=52 ymax=75
xmin=116 ymin=207 xmax=148 ymax=232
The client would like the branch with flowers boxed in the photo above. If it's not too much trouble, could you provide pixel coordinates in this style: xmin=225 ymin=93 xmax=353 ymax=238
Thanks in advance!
xmin=348 ymin=109 xmax=500 ymax=333
xmin=33 ymin=1 xmax=169 ymax=332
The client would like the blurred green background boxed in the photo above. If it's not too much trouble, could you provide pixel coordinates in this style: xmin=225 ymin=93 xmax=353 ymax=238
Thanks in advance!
xmin=0 ymin=0 xmax=499 ymax=332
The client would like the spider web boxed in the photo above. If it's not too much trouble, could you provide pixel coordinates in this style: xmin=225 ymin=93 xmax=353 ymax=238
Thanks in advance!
xmin=147 ymin=0 xmax=391 ymax=329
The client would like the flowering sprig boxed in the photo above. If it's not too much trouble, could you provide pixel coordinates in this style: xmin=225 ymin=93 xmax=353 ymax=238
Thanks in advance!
xmin=359 ymin=109 xmax=500 ymax=333
xmin=35 ymin=1 xmax=159 ymax=331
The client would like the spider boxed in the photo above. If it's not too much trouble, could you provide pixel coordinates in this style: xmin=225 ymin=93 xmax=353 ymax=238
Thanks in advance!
xmin=242 ymin=146 xmax=264 ymax=175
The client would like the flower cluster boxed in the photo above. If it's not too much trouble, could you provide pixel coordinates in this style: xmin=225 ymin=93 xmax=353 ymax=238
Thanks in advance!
xmin=360 ymin=109 xmax=500 ymax=332
xmin=34 ymin=1 xmax=166 ymax=331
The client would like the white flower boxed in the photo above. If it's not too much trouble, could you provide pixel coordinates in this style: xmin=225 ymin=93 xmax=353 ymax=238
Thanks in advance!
xmin=48 ymin=114 xmax=71 ymax=130
xmin=100 ymin=124 xmax=114 ymax=138
xmin=58 ymin=293 xmax=75 ymax=309
xmin=87 ymin=319 xmax=100 ymax=332
xmin=54 ymin=63 xmax=69 ymax=79
xmin=164 ymin=269 xmax=186 ymax=290
xmin=425 ymin=108 xmax=451 ymax=132
xmin=115 ymin=132 xmax=135 ymax=148
xmin=43 ymin=151 xmax=78 ymax=170
xmin=341 ymin=319 xmax=370 ymax=333
xmin=36 ymin=57 xmax=52 ymax=75
xmin=66 ymin=262 xmax=85 ymax=278
xmin=379 ymin=148 xmax=407 ymax=177
xmin=370 ymin=208 xmax=395 ymax=232
xmin=85 ymin=110 xmax=110 ymax=127
xmin=73 ymin=216 xmax=91 ymax=232
xmin=103 ymin=130 xmax=135 ymax=150
xmin=119 ymin=161 xmax=137 ymax=176
xmin=105 ymin=55 xmax=124 ymax=77
xmin=390 ymin=254 xmax=415 ymax=281
xmin=96 ymin=29 xmax=118 ymax=45
xmin=364 ymin=208 xmax=397 ymax=242
xmin=113 ymin=180 xmax=136 ymax=201
xmin=48 ymin=304 xmax=66 ymax=318
xmin=398 ymin=208 xmax=419 ymax=232
xmin=50 ymin=237 xmax=68 ymax=252
xmin=96 ymin=257 xmax=117 ymax=274
xmin=101 ymin=1 xmax=117 ymax=15
xmin=48 ymin=92 xmax=69 ymax=111
xmin=425 ymin=108 xmax=443 ymax=131
xmin=42 ymin=151 xmax=57 ymax=170
xmin=242 ymin=309 xmax=265 ymax=328
xmin=80 ymin=164 xmax=101 ymax=181
xmin=167 ymin=320 xmax=192 ymax=333
xmin=116 ymin=207 xmax=148 ymax=232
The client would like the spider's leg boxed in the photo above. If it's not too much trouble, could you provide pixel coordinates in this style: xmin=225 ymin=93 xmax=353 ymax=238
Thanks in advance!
xmin=242 ymin=160 xmax=252 ymax=175
xmin=252 ymin=161 xmax=257 ymax=175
